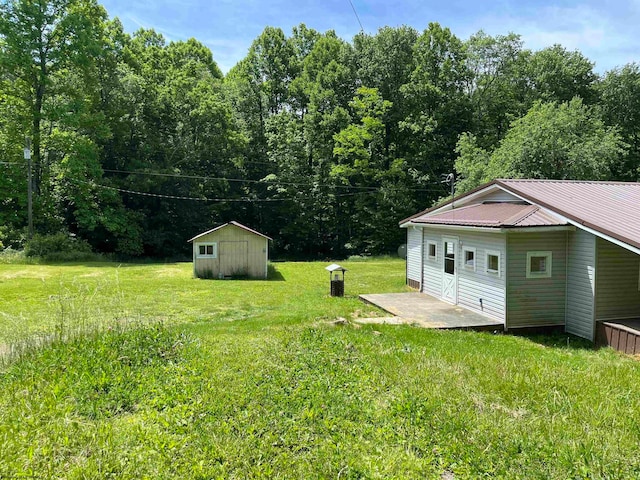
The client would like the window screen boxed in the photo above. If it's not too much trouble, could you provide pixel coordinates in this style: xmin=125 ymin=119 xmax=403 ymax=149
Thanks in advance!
xmin=464 ymin=249 xmax=475 ymax=268
xmin=530 ymin=256 xmax=547 ymax=273
xmin=526 ymin=251 xmax=552 ymax=278
xmin=444 ymin=241 xmax=455 ymax=275
xmin=487 ymin=253 xmax=499 ymax=273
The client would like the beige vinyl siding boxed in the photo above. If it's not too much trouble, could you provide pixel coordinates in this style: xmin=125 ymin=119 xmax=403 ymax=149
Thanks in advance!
xmin=406 ymin=227 xmax=422 ymax=284
xmin=506 ymin=231 xmax=567 ymax=328
xmin=457 ymin=232 xmax=506 ymax=322
xmin=595 ymin=237 xmax=640 ymax=320
xmin=422 ymin=229 xmax=442 ymax=297
xmin=566 ymin=229 xmax=596 ymax=340
xmin=193 ymin=224 xmax=268 ymax=279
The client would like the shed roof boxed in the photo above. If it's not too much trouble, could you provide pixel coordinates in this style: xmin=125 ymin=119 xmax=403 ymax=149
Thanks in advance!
xmin=411 ymin=202 xmax=566 ymax=228
xmin=188 ymin=221 xmax=272 ymax=243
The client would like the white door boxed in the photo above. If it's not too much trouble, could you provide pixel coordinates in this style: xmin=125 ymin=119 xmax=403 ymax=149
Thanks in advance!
xmin=442 ymin=237 xmax=458 ymax=303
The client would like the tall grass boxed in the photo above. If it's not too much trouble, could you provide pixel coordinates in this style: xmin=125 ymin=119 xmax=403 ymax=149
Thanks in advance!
xmin=0 ymin=270 xmax=139 ymax=366
xmin=2 ymin=260 xmax=640 ymax=477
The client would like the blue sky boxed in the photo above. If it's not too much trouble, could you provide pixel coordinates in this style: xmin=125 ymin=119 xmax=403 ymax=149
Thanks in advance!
xmin=100 ymin=0 xmax=640 ymax=74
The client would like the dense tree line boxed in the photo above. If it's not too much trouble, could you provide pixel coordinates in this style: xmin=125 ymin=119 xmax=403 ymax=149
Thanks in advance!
xmin=1 ymin=0 xmax=639 ymax=258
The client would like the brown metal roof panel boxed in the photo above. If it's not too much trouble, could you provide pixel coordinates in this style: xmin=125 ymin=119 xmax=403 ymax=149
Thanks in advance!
xmin=412 ymin=202 xmax=567 ymax=228
xmin=497 ymin=180 xmax=640 ymax=249
xmin=513 ymin=209 xmax=566 ymax=227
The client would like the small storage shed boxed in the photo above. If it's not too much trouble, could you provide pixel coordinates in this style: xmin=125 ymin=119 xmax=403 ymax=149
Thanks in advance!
xmin=188 ymin=221 xmax=271 ymax=279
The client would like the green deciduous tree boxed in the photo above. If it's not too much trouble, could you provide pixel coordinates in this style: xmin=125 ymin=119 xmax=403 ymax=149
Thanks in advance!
xmin=455 ymin=98 xmax=626 ymax=192
xmin=599 ymin=63 xmax=640 ymax=181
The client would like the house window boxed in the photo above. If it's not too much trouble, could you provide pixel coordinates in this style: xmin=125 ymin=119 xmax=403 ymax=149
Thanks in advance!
xmin=196 ymin=242 xmax=217 ymax=258
xmin=486 ymin=250 xmax=501 ymax=276
xmin=463 ymin=247 xmax=476 ymax=271
xmin=427 ymin=241 xmax=437 ymax=260
xmin=526 ymin=251 xmax=552 ymax=279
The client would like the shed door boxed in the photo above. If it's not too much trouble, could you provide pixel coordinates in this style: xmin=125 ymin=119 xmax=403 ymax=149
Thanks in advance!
xmin=442 ymin=238 xmax=458 ymax=303
xmin=219 ymin=241 xmax=249 ymax=277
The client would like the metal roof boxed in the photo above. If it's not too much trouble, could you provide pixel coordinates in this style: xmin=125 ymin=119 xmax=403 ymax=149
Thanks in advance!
xmin=402 ymin=179 xmax=640 ymax=252
xmin=325 ymin=263 xmax=347 ymax=272
xmin=411 ymin=202 xmax=566 ymax=228
xmin=495 ymin=179 xmax=640 ymax=250
xmin=188 ymin=221 xmax=272 ymax=242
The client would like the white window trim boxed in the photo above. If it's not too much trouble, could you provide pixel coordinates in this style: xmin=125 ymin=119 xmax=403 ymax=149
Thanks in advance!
xmin=462 ymin=246 xmax=476 ymax=271
xmin=526 ymin=251 xmax=552 ymax=279
xmin=427 ymin=241 xmax=437 ymax=260
xmin=196 ymin=242 xmax=217 ymax=259
xmin=485 ymin=250 xmax=501 ymax=276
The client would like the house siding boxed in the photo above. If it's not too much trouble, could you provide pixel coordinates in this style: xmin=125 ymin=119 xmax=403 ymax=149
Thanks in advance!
xmin=422 ymin=229 xmax=442 ymax=298
xmin=193 ymin=224 xmax=268 ymax=279
xmin=566 ymin=229 xmax=596 ymax=340
xmin=421 ymin=228 xmax=506 ymax=322
xmin=406 ymin=227 xmax=422 ymax=286
xmin=506 ymin=231 xmax=567 ymax=328
xmin=474 ymin=189 xmax=523 ymax=203
xmin=457 ymin=231 xmax=506 ymax=321
xmin=595 ymin=237 xmax=640 ymax=320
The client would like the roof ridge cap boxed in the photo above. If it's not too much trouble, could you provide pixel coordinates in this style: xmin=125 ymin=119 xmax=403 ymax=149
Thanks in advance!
xmin=503 ymin=205 xmax=538 ymax=225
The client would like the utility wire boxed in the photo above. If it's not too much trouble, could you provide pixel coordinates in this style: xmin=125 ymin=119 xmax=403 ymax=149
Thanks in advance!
xmin=75 ymin=178 xmax=383 ymax=203
xmin=102 ymin=168 xmax=445 ymax=193
xmin=348 ymin=0 xmax=365 ymax=32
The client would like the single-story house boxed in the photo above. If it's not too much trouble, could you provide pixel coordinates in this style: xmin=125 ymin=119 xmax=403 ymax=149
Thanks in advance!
xmin=401 ymin=179 xmax=640 ymax=348
xmin=188 ymin=221 xmax=271 ymax=279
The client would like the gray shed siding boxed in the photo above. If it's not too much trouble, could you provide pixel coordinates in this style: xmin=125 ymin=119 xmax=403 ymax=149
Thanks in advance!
xmin=566 ymin=229 xmax=596 ymax=340
xmin=595 ymin=237 xmax=640 ymax=320
xmin=506 ymin=231 xmax=567 ymax=328
xmin=406 ymin=227 xmax=422 ymax=284
xmin=421 ymin=228 xmax=506 ymax=322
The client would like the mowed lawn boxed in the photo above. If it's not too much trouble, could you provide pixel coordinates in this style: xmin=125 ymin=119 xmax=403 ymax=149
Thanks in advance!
xmin=1 ymin=260 xmax=640 ymax=478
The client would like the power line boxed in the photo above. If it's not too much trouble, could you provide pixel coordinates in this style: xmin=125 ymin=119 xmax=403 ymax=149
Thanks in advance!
xmin=76 ymin=179 xmax=284 ymax=202
xmin=347 ymin=0 xmax=365 ymax=32
xmin=75 ymin=178 xmax=382 ymax=202
xmin=101 ymin=168 xmax=444 ymax=193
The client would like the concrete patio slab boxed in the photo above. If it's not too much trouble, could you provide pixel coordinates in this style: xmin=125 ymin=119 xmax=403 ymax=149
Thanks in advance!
xmin=359 ymin=292 xmax=503 ymax=330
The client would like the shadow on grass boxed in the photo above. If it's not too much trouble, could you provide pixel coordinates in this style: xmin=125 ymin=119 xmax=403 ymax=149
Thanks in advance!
xmin=508 ymin=330 xmax=595 ymax=351
xmin=267 ymin=264 xmax=285 ymax=281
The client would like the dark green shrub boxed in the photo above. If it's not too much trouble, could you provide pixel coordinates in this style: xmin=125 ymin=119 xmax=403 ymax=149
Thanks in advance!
xmin=24 ymin=232 xmax=95 ymax=261
xmin=0 ymin=225 xmax=26 ymax=250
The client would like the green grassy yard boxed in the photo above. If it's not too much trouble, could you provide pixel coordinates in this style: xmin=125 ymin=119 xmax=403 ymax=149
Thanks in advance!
xmin=1 ymin=259 xmax=640 ymax=478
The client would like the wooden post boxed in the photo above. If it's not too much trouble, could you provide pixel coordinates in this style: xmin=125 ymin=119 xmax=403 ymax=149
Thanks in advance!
xmin=24 ymin=136 xmax=33 ymax=238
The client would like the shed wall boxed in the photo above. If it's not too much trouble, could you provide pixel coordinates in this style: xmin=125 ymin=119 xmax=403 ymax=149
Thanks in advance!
xmin=406 ymin=227 xmax=422 ymax=286
xmin=566 ymin=229 xmax=596 ymax=340
xmin=193 ymin=224 xmax=268 ymax=279
xmin=595 ymin=237 xmax=640 ymax=320
xmin=506 ymin=231 xmax=567 ymax=328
